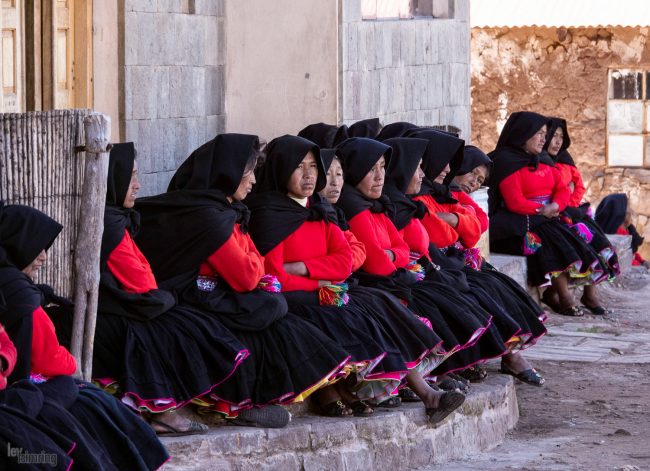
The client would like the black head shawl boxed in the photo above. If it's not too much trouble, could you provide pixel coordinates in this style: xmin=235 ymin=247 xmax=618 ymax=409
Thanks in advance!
xmin=347 ymin=118 xmax=382 ymax=139
xmin=376 ymin=122 xmax=419 ymax=141
xmin=458 ymin=145 xmax=492 ymax=176
xmin=543 ymin=117 xmax=576 ymax=167
xmin=486 ymin=112 xmax=555 ymax=215
xmin=297 ymin=123 xmax=349 ymax=148
xmin=382 ymin=138 xmax=430 ymax=230
xmin=135 ymin=134 xmax=259 ymax=287
xmin=0 ymin=203 xmax=62 ymax=383
xmin=335 ymin=137 xmax=394 ymax=221
xmin=594 ymin=194 xmax=628 ymax=234
xmin=405 ymin=129 xmax=464 ymax=204
xmin=101 ymin=143 xmax=140 ymax=266
xmin=246 ymin=135 xmax=335 ymax=255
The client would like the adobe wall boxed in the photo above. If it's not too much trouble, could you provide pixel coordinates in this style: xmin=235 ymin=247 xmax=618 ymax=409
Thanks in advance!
xmin=471 ymin=26 xmax=650 ymax=257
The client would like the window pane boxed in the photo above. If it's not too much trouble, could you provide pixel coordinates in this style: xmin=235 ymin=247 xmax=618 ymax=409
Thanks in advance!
xmin=609 ymin=69 xmax=642 ymax=99
xmin=608 ymin=101 xmax=643 ymax=133
xmin=608 ymin=134 xmax=644 ymax=167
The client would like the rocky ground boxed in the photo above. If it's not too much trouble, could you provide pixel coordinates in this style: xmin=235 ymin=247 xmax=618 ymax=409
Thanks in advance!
xmin=425 ymin=268 xmax=650 ymax=471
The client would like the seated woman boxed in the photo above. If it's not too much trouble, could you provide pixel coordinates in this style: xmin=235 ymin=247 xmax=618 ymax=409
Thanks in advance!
xmin=69 ymin=143 xmax=254 ymax=435
xmin=0 ymin=203 xmax=168 ymax=469
xmin=134 ymin=134 xmax=350 ymax=423
xmin=595 ymin=194 xmax=648 ymax=268
xmin=335 ymin=137 xmax=510 ymax=389
xmin=247 ymin=135 xmax=464 ymax=423
xmin=488 ymin=111 xmax=610 ymax=316
xmin=544 ymin=118 xmax=619 ymax=312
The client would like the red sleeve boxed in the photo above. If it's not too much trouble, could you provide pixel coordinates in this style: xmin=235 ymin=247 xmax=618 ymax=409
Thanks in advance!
xmin=452 ymin=204 xmax=483 ymax=249
xmin=499 ymin=171 xmax=544 ymax=215
xmin=201 ymin=226 xmax=265 ymax=292
xmin=0 ymin=325 xmax=17 ymax=385
xmin=264 ymin=241 xmax=319 ymax=291
xmin=414 ymin=195 xmax=460 ymax=247
xmin=106 ymin=231 xmax=158 ymax=293
xmin=633 ymin=252 xmax=646 ymax=265
xmin=569 ymin=166 xmax=586 ymax=207
xmin=551 ymin=166 xmax=570 ymax=212
xmin=303 ymin=223 xmax=353 ymax=280
xmin=616 ymin=226 xmax=629 ymax=236
xmin=348 ymin=211 xmax=401 ymax=275
xmin=344 ymin=230 xmax=367 ymax=272
xmin=31 ymin=307 xmax=77 ymax=377
xmin=454 ymin=191 xmax=489 ymax=234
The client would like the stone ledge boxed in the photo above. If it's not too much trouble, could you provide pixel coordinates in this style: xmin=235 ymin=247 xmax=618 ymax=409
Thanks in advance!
xmin=161 ymin=375 xmax=518 ymax=470
xmin=489 ymin=254 xmax=528 ymax=288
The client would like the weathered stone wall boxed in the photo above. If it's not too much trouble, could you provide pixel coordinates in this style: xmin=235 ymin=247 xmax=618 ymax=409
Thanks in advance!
xmin=471 ymin=26 xmax=650 ymax=258
xmin=341 ymin=0 xmax=471 ymax=139
xmin=122 ymin=0 xmax=225 ymax=196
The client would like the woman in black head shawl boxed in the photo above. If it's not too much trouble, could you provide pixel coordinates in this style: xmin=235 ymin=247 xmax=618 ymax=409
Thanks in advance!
xmin=297 ymin=122 xmax=349 ymax=148
xmin=453 ymin=145 xmax=492 ymax=194
xmin=68 ymin=142 xmax=253 ymax=435
xmin=0 ymin=203 xmax=169 ymax=469
xmin=488 ymin=111 xmax=612 ymax=316
xmin=376 ymin=121 xmax=419 ymax=141
xmin=595 ymin=193 xmax=648 ymax=268
xmin=135 ymin=134 xmax=350 ymax=425
xmin=347 ymin=118 xmax=382 ymax=138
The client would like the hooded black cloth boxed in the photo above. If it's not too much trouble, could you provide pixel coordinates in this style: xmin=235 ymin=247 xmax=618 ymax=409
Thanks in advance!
xmin=458 ymin=145 xmax=492 ymax=176
xmin=297 ymin=122 xmax=349 ymax=148
xmin=382 ymin=137 xmax=430 ymax=230
xmin=0 ymin=203 xmax=62 ymax=384
xmin=335 ymin=137 xmax=395 ymax=221
xmin=246 ymin=135 xmax=336 ymax=255
xmin=136 ymin=134 xmax=259 ymax=289
xmin=347 ymin=118 xmax=382 ymax=138
xmin=98 ymin=143 xmax=175 ymax=321
xmin=543 ymin=117 xmax=576 ymax=166
xmin=595 ymin=193 xmax=628 ymax=234
xmin=406 ymin=128 xmax=464 ymax=204
xmin=376 ymin=121 xmax=418 ymax=141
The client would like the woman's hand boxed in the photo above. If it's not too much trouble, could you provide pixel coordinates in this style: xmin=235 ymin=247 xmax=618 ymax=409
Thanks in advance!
xmin=283 ymin=262 xmax=309 ymax=276
xmin=384 ymin=249 xmax=395 ymax=261
xmin=436 ymin=212 xmax=459 ymax=228
xmin=537 ymin=202 xmax=559 ymax=218
xmin=318 ymin=280 xmax=333 ymax=287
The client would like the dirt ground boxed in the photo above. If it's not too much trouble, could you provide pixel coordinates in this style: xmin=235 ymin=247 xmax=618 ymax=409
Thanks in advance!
xmin=427 ymin=268 xmax=650 ymax=471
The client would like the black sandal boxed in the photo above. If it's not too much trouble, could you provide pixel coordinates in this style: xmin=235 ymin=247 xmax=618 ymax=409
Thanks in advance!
xmin=376 ymin=396 xmax=401 ymax=408
xmin=398 ymin=387 xmax=422 ymax=403
xmin=458 ymin=365 xmax=488 ymax=383
xmin=500 ymin=363 xmax=545 ymax=387
xmin=437 ymin=377 xmax=469 ymax=393
xmin=349 ymin=400 xmax=374 ymax=417
xmin=426 ymin=391 xmax=465 ymax=425
xmin=149 ymin=417 xmax=208 ymax=437
xmin=580 ymin=297 xmax=610 ymax=315
xmin=320 ymin=400 xmax=352 ymax=417
xmin=232 ymin=405 xmax=291 ymax=428
xmin=559 ymin=305 xmax=584 ymax=317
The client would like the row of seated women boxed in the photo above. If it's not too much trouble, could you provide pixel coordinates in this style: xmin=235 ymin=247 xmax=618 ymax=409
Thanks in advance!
xmin=3 ymin=116 xmax=556 ymax=440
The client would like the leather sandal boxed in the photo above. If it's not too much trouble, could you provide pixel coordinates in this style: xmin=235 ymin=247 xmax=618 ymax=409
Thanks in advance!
xmin=398 ymin=387 xmax=422 ymax=403
xmin=149 ymin=417 xmax=208 ymax=437
xmin=232 ymin=405 xmax=291 ymax=428
xmin=458 ymin=365 xmax=488 ymax=382
xmin=559 ymin=305 xmax=584 ymax=317
xmin=500 ymin=363 xmax=545 ymax=387
xmin=320 ymin=400 xmax=352 ymax=417
xmin=426 ymin=391 xmax=465 ymax=425
xmin=376 ymin=396 xmax=401 ymax=408
xmin=437 ymin=377 xmax=469 ymax=393
xmin=580 ymin=297 xmax=610 ymax=315
xmin=349 ymin=400 xmax=374 ymax=417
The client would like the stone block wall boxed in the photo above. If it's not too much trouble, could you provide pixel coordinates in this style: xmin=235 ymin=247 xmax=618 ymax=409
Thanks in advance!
xmin=122 ymin=0 xmax=225 ymax=196
xmin=341 ymin=0 xmax=471 ymax=139
xmin=471 ymin=26 xmax=650 ymax=258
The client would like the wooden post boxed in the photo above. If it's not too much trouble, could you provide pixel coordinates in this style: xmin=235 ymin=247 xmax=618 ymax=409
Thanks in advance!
xmin=70 ymin=113 xmax=110 ymax=381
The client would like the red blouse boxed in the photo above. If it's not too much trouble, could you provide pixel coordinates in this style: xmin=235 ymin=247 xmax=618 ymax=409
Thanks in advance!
xmin=199 ymin=224 xmax=265 ymax=293
xmin=347 ymin=210 xmax=409 ymax=275
xmin=0 ymin=324 xmax=16 ymax=389
xmin=415 ymin=194 xmax=481 ymax=249
xmin=452 ymin=191 xmax=489 ymax=234
xmin=557 ymin=163 xmax=586 ymax=207
xmin=107 ymin=230 xmax=158 ymax=293
xmin=399 ymin=218 xmax=430 ymax=259
xmin=343 ymin=230 xmax=367 ymax=272
xmin=499 ymin=164 xmax=570 ymax=215
xmin=264 ymin=220 xmax=353 ymax=291
xmin=32 ymin=306 xmax=77 ymax=377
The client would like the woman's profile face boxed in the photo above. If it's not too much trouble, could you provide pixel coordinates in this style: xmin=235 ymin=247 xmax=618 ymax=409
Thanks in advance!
xmin=320 ymin=157 xmax=344 ymax=204
xmin=405 ymin=159 xmax=425 ymax=195
xmin=123 ymin=161 xmax=141 ymax=208
xmin=22 ymin=250 xmax=47 ymax=280
xmin=287 ymin=151 xmax=318 ymax=198
xmin=523 ymin=125 xmax=548 ymax=155
xmin=547 ymin=127 xmax=564 ymax=156
xmin=433 ymin=163 xmax=451 ymax=184
xmin=356 ymin=156 xmax=386 ymax=200
xmin=232 ymin=167 xmax=257 ymax=201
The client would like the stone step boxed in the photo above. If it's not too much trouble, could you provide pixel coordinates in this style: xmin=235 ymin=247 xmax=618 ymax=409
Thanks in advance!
xmin=161 ymin=375 xmax=518 ymax=470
